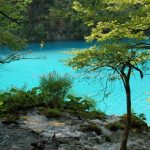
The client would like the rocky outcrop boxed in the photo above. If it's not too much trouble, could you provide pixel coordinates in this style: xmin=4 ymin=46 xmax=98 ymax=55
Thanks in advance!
xmin=0 ymin=111 xmax=150 ymax=150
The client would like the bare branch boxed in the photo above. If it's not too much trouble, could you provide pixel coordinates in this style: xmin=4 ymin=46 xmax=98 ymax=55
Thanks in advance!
xmin=0 ymin=11 xmax=21 ymax=24
xmin=0 ymin=53 xmax=46 ymax=64
xmin=130 ymin=64 xmax=144 ymax=79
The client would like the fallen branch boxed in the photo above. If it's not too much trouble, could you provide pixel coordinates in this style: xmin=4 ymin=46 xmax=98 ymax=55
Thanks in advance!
xmin=0 ymin=53 xmax=46 ymax=64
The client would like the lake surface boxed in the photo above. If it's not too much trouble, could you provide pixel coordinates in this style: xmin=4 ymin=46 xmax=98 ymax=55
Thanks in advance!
xmin=0 ymin=41 xmax=150 ymax=124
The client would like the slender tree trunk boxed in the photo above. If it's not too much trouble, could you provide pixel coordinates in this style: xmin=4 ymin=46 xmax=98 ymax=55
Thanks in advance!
xmin=120 ymin=78 xmax=131 ymax=150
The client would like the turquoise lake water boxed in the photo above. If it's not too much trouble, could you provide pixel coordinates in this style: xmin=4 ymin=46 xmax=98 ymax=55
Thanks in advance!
xmin=0 ymin=41 xmax=150 ymax=124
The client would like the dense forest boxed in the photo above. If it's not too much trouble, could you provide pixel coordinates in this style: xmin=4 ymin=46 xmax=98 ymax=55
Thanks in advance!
xmin=24 ymin=0 xmax=89 ymax=41
xmin=0 ymin=0 xmax=90 ymax=50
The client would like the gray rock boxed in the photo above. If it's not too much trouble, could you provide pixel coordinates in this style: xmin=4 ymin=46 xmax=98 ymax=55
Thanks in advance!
xmin=1 ymin=110 xmax=150 ymax=150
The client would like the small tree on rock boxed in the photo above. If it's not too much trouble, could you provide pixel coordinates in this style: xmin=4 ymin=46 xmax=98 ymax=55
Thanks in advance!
xmin=66 ymin=1 xmax=150 ymax=150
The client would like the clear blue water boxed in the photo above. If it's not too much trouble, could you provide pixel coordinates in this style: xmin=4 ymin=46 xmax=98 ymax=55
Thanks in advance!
xmin=0 ymin=41 xmax=150 ymax=124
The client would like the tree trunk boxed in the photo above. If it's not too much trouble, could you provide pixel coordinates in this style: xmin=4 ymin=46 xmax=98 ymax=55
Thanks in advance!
xmin=120 ymin=78 xmax=131 ymax=150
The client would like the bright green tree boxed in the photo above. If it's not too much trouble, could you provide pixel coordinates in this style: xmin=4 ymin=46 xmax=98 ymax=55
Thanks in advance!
xmin=66 ymin=1 xmax=150 ymax=150
xmin=0 ymin=0 xmax=32 ymax=63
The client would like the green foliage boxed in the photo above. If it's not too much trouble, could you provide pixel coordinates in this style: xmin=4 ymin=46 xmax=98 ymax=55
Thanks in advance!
xmin=105 ymin=122 xmax=125 ymax=132
xmin=64 ymin=94 xmax=105 ymax=120
xmin=0 ymin=71 xmax=103 ymax=121
xmin=0 ymin=0 xmax=32 ymax=50
xmin=38 ymin=107 xmax=62 ymax=118
xmin=0 ymin=113 xmax=18 ymax=124
xmin=0 ymin=72 xmax=97 ymax=115
xmin=0 ymin=31 xmax=27 ymax=50
xmin=120 ymin=113 xmax=148 ymax=130
xmin=106 ymin=113 xmax=148 ymax=131
xmin=0 ymin=72 xmax=72 ymax=112
xmin=80 ymin=124 xmax=102 ymax=135
xmin=39 ymin=72 xmax=72 ymax=108
xmin=24 ymin=0 xmax=89 ymax=41
xmin=85 ymin=110 xmax=106 ymax=120
xmin=65 ymin=94 xmax=96 ymax=112
xmin=66 ymin=5 xmax=150 ymax=148
xmin=66 ymin=0 xmax=150 ymax=82
xmin=0 ymin=87 xmax=40 ymax=113
xmin=73 ymin=110 xmax=106 ymax=121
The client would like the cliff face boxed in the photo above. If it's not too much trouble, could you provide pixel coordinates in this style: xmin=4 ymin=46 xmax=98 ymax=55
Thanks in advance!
xmin=24 ymin=0 xmax=89 ymax=42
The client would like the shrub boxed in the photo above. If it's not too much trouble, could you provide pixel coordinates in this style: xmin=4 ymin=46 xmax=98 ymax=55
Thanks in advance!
xmin=86 ymin=110 xmax=106 ymax=120
xmin=80 ymin=124 xmax=102 ymax=135
xmin=0 ymin=72 xmax=104 ymax=120
xmin=0 ymin=113 xmax=19 ymax=124
xmin=120 ymin=113 xmax=148 ymax=130
xmin=64 ymin=94 xmax=96 ymax=112
xmin=106 ymin=113 xmax=148 ymax=132
xmin=0 ymin=72 xmax=72 ymax=113
xmin=0 ymin=87 xmax=41 ymax=113
xmin=39 ymin=72 xmax=72 ymax=108
xmin=105 ymin=122 xmax=124 ymax=131
xmin=64 ymin=94 xmax=106 ymax=120
xmin=38 ymin=107 xmax=62 ymax=118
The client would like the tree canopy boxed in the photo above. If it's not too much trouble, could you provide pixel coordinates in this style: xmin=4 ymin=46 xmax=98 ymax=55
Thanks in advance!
xmin=0 ymin=0 xmax=32 ymax=50
xmin=67 ymin=0 xmax=150 ymax=86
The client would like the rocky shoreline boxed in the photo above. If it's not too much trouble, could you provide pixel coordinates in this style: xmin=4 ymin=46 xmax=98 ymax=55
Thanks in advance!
xmin=0 ymin=110 xmax=150 ymax=150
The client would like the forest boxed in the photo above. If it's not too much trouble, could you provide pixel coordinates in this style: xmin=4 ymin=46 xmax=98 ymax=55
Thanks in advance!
xmin=0 ymin=0 xmax=150 ymax=150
